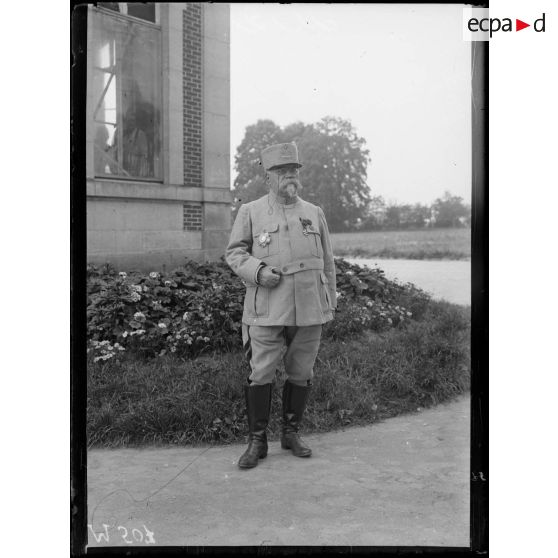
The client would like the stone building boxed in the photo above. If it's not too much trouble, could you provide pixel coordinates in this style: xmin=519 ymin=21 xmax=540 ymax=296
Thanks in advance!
xmin=86 ymin=2 xmax=231 ymax=270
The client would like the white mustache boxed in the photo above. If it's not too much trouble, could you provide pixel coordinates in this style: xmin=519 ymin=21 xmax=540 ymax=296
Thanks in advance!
xmin=282 ymin=178 xmax=300 ymax=187
xmin=285 ymin=184 xmax=297 ymax=196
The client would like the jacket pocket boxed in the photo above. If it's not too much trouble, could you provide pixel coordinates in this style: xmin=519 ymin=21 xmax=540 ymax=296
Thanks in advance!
xmin=245 ymin=285 xmax=269 ymax=317
xmin=305 ymin=228 xmax=322 ymax=257
xmin=252 ymin=223 xmax=280 ymax=258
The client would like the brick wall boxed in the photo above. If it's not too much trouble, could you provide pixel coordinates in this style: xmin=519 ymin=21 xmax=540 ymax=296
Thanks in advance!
xmin=183 ymin=3 xmax=203 ymax=188
xmin=183 ymin=202 xmax=203 ymax=231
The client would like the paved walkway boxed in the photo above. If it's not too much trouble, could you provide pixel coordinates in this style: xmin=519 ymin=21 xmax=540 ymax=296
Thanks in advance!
xmin=87 ymin=393 xmax=470 ymax=548
xmin=347 ymin=258 xmax=471 ymax=306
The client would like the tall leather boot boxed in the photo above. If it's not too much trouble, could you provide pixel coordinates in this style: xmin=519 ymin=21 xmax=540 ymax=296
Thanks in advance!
xmin=238 ymin=382 xmax=272 ymax=469
xmin=281 ymin=380 xmax=312 ymax=458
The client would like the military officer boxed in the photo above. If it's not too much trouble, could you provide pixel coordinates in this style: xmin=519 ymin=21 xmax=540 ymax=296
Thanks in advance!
xmin=226 ymin=142 xmax=337 ymax=469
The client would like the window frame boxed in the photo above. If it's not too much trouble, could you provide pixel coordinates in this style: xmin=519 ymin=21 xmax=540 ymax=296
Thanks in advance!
xmin=96 ymin=3 xmax=160 ymax=27
xmin=90 ymin=5 xmax=164 ymax=183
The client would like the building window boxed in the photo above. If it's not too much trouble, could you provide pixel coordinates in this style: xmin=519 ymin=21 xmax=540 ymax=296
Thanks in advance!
xmin=91 ymin=7 xmax=162 ymax=180
xmin=98 ymin=3 xmax=157 ymax=23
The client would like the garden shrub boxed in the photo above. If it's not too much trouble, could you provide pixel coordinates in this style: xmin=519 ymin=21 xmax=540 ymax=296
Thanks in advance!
xmin=87 ymin=301 xmax=471 ymax=447
xmin=87 ymin=258 xmax=431 ymax=361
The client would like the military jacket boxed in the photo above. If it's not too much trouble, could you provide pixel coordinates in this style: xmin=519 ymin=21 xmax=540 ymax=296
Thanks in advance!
xmin=226 ymin=193 xmax=337 ymax=326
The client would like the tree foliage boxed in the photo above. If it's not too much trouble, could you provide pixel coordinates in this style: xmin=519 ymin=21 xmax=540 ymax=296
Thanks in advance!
xmin=384 ymin=203 xmax=432 ymax=229
xmin=233 ymin=116 xmax=372 ymax=232
xmin=358 ymin=194 xmax=470 ymax=231
xmin=432 ymin=191 xmax=471 ymax=228
xmin=360 ymin=197 xmax=432 ymax=230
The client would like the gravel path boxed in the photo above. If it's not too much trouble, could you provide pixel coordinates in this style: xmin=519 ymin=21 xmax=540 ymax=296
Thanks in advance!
xmin=87 ymin=393 xmax=470 ymax=548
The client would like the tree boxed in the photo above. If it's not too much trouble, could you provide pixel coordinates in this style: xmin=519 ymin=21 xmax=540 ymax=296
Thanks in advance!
xmin=406 ymin=203 xmax=431 ymax=228
xmin=384 ymin=203 xmax=402 ymax=229
xmin=432 ymin=191 xmax=471 ymax=227
xmin=232 ymin=116 xmax=372 ymax=231
xmin=377 ymin=200 xmax=432 ymax=230
xmin=360 ymin=195 xmax=386 ymax=230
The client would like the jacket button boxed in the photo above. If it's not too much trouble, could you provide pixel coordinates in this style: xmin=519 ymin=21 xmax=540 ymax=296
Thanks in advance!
xmin=282 ymin=266 xmax=288 ymax=272
xmin=300 ymin=262 xmax=304 ymax=268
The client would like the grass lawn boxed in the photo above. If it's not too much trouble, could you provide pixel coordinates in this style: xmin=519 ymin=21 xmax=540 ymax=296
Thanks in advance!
xmin=330 ymin=228 xmax=471 ymax=260
xmin=88 ymin=301 xmax=470 ymax=448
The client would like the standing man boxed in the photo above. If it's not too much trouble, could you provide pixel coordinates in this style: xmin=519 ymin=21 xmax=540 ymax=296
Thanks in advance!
xmin=226 ymin=142 xmax=337 ymax=469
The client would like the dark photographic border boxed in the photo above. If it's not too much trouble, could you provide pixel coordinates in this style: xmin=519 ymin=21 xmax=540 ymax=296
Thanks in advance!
xmin=71 ymin=2 xmax=488 ymax=555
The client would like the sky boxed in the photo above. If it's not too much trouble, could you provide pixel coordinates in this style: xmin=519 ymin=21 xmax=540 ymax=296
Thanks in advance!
xmin=230 ymin=3 xmax=472 ymax=205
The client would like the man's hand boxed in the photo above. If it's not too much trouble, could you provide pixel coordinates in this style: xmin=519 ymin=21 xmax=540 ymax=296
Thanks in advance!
xmin=258 ymin=266 xmax=281 ymax=288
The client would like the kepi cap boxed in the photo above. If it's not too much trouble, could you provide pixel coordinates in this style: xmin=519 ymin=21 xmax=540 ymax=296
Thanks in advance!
xmin=261 ymin=142 xmax=302 ymax=171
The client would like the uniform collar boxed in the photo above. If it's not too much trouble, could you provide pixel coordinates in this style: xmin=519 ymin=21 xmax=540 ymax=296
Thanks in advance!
xmin=268 ymin=190 xmax=299 ymax=207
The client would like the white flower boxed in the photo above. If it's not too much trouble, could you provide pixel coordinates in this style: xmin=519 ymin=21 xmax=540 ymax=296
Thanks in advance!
xmin=122 ymin=331 xmax=128 ymax=338
xmin=131 ymin=285 xmax=142 ymax=293
xmin=164 ymin=280 xmax=172 ymax=287
xmin=203 ymin=337 xmax=210 ymax=342
xmin=134 ymin=312 xmax=146 ymax=321
xmin=130 ymin=292 xmax=141 ymax=302
xmin=119 ymin=272 xmax=127 ymax=278
xmin=183 ymin=312 xmax=190 ymax=321
xmin=336 ymin=291 xmax=343 ymax=299
xmin=143 ymin=285 xmax=149 ymax=292
xmin=158 ymin=323 xmax=167 ymax=329
xmin=346 ymin=270 xmax=354 ymax=276
xmin=149 ymin=272 xmax=159 ymax=279
xmin=406 ymin=311 xmax=412 ymax=317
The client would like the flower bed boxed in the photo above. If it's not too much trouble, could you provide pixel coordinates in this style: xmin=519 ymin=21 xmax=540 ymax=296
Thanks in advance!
xmin=87 ymin=258 xmax=432 ymax=362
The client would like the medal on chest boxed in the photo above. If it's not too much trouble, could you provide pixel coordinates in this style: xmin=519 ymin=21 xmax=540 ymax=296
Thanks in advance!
xmin=258 ymin=230 xmax=271 ymax=247
xmin=299 ymin=217 xmax=313 ymax=236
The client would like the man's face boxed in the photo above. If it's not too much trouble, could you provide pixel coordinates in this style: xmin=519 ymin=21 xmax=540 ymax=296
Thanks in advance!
xmin=268 ymin=165 xmax=302 ymax=199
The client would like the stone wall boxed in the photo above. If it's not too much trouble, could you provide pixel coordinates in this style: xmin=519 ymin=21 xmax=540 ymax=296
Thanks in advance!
xmin=202 ymin=2 xmax=231 ymax=260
